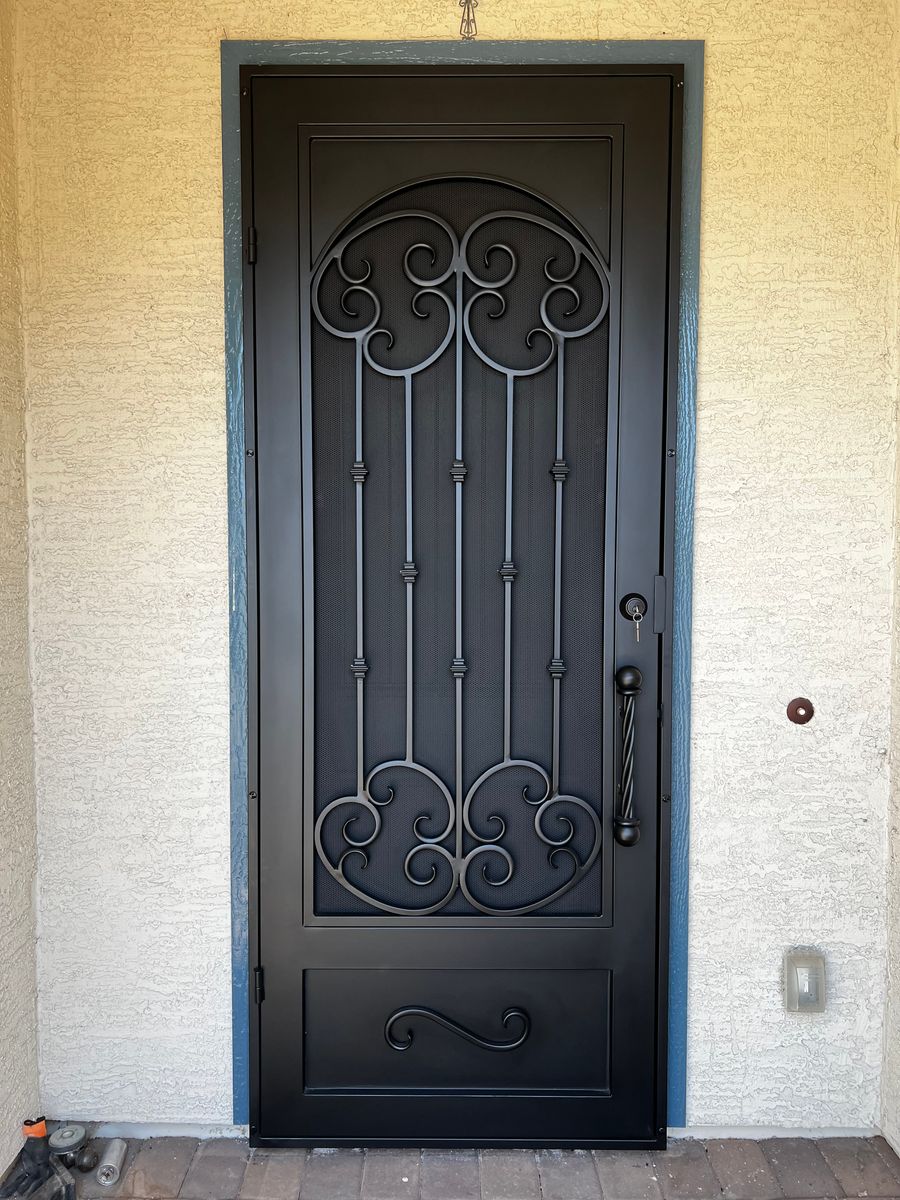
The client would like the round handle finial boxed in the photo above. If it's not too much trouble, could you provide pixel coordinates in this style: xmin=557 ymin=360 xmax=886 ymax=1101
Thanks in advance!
xmin=614 ymin=818 xmax=642 ymax=846
xmin=615 ymin=665 xmax=643 ymax=694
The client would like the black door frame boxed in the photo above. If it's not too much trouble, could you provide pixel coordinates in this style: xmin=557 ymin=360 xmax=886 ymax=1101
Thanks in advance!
xmin=225 ymin=44 xmax=703 ymax=1138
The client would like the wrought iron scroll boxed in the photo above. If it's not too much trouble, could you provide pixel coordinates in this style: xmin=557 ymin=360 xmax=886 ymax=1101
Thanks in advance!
xmin=385 ymin=1006 xmax=530 ymax=1051
xmin=312 ymin=205 xmax=611 ymax=915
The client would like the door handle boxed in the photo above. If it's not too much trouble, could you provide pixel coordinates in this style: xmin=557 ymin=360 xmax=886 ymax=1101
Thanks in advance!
xmin=614 ymin=666 xmax=643 ymax=846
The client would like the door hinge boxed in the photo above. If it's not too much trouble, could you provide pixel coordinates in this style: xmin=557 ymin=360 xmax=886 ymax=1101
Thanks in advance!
xmin=253 ymin=965 xmax=265 ymax=1004
xmin=652 ymin=575 xmax=667 ymax=634
xmin=247 ymin=226 xmax=258 ymax=265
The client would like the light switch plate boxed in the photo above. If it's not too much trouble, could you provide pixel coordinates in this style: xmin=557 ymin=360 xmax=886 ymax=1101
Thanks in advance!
xmin=784 ymin=950 xmax=826 ymax=1012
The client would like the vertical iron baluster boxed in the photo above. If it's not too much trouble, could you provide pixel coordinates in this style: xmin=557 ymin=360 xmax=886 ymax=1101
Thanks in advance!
xmin=549 ymin=340 xmax=568 ymax=793
xmin=451 ymin=266 xmax=467 ymax=860
xmin=501 ymin=374 xmax=516 ymax=761
xmin=403 ymin=374 xmax=416 ymax=762
xmin=351 ymin=340 xmax=369 ymax=794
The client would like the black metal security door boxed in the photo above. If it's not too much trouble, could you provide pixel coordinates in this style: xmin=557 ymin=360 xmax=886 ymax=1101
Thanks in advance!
xmin=245 ymin=66 xmax=681 ymax=1148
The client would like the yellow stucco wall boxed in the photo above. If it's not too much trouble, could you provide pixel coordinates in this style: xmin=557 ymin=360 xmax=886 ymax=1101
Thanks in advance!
xmin=12 ymin=0 xmax=899 ymax=1128
xmin=885 ymin=38 xmax=900 ymax=1145
xmin=0 ymin=0 xmax=39 ymax=1170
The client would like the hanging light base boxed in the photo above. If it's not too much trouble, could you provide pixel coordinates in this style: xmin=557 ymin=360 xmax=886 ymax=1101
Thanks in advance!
xmin=459 ymin=0 xmax=478 ymax=39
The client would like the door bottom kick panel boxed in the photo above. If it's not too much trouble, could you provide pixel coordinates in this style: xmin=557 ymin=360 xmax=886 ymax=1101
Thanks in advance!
xmin=257 ymin=1092 xmax=658 ymax=1146
xmin=303 ymin=968 xmax=611 ymax=1094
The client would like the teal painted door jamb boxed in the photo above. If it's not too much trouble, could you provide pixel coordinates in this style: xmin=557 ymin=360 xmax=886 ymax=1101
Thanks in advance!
xmin=221 ymin=37 xmax=702 ymax=1129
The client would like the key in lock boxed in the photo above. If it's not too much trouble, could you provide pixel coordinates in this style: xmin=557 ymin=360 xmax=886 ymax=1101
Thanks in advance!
xmin=620 ymin=594 xmax=648 ymax=644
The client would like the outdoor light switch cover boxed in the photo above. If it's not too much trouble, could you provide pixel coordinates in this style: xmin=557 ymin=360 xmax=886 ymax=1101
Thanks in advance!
xmin=784 ymin=951 xmax=826 ymax=1013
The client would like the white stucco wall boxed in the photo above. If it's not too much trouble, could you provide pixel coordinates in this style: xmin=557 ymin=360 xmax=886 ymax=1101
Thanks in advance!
xmin=886 ymin=761 xmax=900 ymax=1150
xmin=0 ymin=0 xmax=39 ymax=1170
xmin=686 ymin=6 xmax=898 ymax=1124
xmin=10 ymin=0 xmax=899 ymax=1129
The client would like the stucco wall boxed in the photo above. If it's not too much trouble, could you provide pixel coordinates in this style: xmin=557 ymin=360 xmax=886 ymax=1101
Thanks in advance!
xmin=0 ymin=0 xmax=39 ymax=1169
xmin=685 ymin=1 xmax=897 ymax=1124
xmin=887 ymin=748 xmax=900 ymax=1149
xmin=884 ymin=62 xmax=900 ymax=1148
xmin=13 ymin=0 xmax=899 ymax=1128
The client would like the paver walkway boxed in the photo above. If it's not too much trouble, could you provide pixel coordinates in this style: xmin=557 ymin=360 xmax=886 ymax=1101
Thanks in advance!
xmin=71 ymin=1136 xmax=900 ymax=1200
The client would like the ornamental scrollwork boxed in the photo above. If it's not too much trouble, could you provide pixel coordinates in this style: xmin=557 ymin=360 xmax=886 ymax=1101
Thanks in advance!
xmin=385 ymin=1005 xmax=530 ymax=1052
xmin=311 ymin=198 xmax=610 ymax=916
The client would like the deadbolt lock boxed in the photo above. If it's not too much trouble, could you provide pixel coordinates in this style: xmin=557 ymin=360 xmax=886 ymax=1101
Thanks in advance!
xmin=620 ymin=593 xmax=648 ymax=620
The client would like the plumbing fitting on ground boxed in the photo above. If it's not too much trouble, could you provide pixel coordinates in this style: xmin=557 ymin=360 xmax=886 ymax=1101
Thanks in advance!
xmin=48 ymin=1125 xmax=99 ymax=1174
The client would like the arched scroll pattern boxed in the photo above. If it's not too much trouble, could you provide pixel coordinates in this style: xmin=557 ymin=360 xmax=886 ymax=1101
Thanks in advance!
xmin=311 ymin=197 xmax=611 ymax=916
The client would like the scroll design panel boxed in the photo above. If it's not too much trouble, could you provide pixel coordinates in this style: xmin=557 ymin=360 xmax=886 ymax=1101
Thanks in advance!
xmin=311 ymin=192 xmax=610 ymax=916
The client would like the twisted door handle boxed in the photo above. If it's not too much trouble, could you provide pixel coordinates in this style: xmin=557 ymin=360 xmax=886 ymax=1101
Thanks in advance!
xmin=614 ymin=666 xmax=643 ymax=846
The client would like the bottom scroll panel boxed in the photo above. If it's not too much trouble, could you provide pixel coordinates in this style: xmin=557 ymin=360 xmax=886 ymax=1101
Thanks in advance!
xmin=303 ymin=968 xmax=611 ymax=1094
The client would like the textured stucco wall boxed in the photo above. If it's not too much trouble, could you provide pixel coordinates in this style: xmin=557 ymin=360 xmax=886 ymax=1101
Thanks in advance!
xmin=887 ymin=712 xmax=900 ymax=1150
xmin=883 ymin=52 xmax=900 ymax=1149
xmin=13 ymin=0 xmax=899 ymax=1127
xmin=0 ymin=0 xmax=39 ymax=1169
xmin=685 ymin=3 xmax=898 ymax=1125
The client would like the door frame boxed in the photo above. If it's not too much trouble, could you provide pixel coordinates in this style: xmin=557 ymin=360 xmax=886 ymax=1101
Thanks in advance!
xmin=221 ymin=38 xmax=704 ymax=1133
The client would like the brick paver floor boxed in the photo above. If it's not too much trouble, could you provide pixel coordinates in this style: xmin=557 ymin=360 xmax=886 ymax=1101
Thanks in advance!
xmin=69 ymin=1136 xmax=900 ymax=1200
